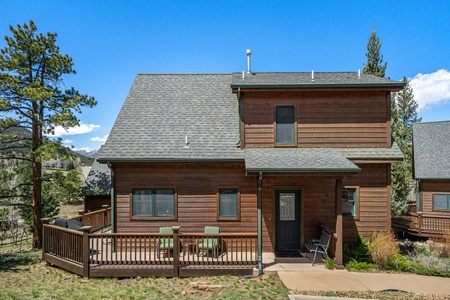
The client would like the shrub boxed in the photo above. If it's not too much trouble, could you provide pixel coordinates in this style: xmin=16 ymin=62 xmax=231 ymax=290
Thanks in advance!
xmin=322 ymin=257 xmax=336 ymax=270
xmin=367 ymin=231 xmax=399 ymax=270
xmin=345 ymin=259 xmax=377 ymax=272
xmin=343 ymin=236 xmax=372 ymax=265
xmin=430 ymin=230 xmax=450 ymax=258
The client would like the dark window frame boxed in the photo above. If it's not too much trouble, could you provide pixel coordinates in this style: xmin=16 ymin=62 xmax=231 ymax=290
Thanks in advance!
xmin=342 ymin=186 xmax=359 ymax=218
xmin=217 ymin=187 xmax=240 ymax=221
xmin=130 ymin=188 xmax=177 ymax=221
xmin=432 ymin=194 xmax=450 ymax=211
xmin=275 ymin=105 xmax=296 ymax=146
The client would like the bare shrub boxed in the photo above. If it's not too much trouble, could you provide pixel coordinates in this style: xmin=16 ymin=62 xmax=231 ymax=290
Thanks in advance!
xmin=367 ymin=231 xmax=400 ymax=270
xmin=430 ymin=230 xmax=450 ymax=258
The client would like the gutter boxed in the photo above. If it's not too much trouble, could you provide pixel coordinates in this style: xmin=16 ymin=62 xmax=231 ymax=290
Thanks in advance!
xmin=246 ymin=167 xmax=361 ymax=173
xmin=231 ymin=82 xmax=406 ymax=90
xmin=97 ymin=157 xmax=244 ymax=164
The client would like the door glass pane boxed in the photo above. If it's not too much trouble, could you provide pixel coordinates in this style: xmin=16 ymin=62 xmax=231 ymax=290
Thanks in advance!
xmin=279 ymin=193 xmax=295 ymax=221
xmin=154 ymin=189 xmax=174 ymax=216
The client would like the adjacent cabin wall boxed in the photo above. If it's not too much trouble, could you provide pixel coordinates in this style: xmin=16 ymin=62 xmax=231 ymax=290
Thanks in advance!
xmin=242 ymin=90 xmax=390 ymax=148
xmin=342 ymin=163 xmax=391 ymax=243
xmin=420 ymin=180 xmax=450 ymax=218
xmin=84 ymin=195 xmax=110 ymax=212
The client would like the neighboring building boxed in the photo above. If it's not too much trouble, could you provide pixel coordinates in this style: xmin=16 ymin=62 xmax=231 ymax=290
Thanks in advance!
xmin=413 ymin=120 xmax=450 ymax=215
xmin=393 ymin=121 xmax=450 ymax=238
xmin=82 ymin=159 xmax=111 ymax=212
xmin=98 ymin=71 xmax=404 ymax=266
xmin=43 ymin=158 xmax=67 ymax=169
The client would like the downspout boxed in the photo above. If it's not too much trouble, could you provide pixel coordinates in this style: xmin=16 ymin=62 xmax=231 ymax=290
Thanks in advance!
xmin=236 ymin=87 xmax=241 ymax=148
xmin=416 ymin=179 xmax=421 ymax=212
xmin=257 ymin=171 xmax=263 ymax=275
xmin=107 ymin=162 xmax=115 ymax=251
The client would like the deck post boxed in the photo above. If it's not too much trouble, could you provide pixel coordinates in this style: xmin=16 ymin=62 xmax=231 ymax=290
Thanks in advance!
xmin=335 ymin=179 xmax=343 ymax=268
xmin=81 ymin=226 xmax=92 ymax=279
xmin=418 ymin=212 xmax=423 ymax=236
xmin=172 ymin=226 xmax=181 ymax=278
xmin=41 ymin=218 xmax=50 ymax=263
xmin=102 ymin=205 xmax=109 ymax=228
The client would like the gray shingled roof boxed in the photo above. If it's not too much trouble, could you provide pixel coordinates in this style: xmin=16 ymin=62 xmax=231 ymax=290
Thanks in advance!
xmin=245 ymin=148 xmax=360 ymax=173
xmin=413 ymin=121 xmax=450 ymax=179
xmin=82 ymin=159 xmax=111 ymax=195
xmin=98 ymin=74 xmax=243 ymax=162
xmin=231 ymin=72 xmax=405 ymax=89
xmin=336 ymin=142 xmax=404 ymax=162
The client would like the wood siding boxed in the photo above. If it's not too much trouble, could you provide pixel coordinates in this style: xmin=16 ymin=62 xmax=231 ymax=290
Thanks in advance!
xmin=342 ymin=163 xmax=391 ymax=243
xmin=242 ymin=90 xmax=390 ymax=148
xmin=112 ymin=162 xmax=390 ymax=252
xmin=420 ymin=180 xmax=450 ymax=218
xmin=113 ymin=162 xmax=258 ymax=234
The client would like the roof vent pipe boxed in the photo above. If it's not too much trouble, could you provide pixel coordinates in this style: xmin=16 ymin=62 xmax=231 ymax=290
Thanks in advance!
xmin=311 ymin=70 xmax=314 ymax=81
xmin=242 ymin=70 xmax=245 ymax=79
xmin=358 ymin=69 xmax=361 ymax=79
xmin=246 ymin=49 xmax=252 ymax=73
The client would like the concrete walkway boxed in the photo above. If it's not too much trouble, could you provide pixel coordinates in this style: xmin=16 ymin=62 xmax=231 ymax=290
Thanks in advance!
xmin=264 ymin=262 xmax=450 ymax=296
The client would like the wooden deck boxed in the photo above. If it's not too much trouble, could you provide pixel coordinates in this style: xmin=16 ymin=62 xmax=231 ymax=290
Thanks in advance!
xmin=392 ymin=204 xmax=450 ymax=238
xmin=42 ymin=211 xmax=257 ymax=278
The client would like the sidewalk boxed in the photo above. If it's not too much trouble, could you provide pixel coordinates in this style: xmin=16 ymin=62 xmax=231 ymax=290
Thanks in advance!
xmin=264 ymin=262 xmax=450 ymax=296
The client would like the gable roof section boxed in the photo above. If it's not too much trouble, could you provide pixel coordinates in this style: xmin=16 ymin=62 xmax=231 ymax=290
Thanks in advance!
xmin=98 ymin=74 xmax=243 ymax=162
xmin=231 ymin=72 xmax=405 ymax=90
xmin=245 ymin=148 xmax=360 ymax=173
xmin=336 ymin=142 xmax=404 ymax=162
xmin=413 ymin=121 xmax=450 ymax=179
xmin=82 ymin=159 xmax=111 ymax=195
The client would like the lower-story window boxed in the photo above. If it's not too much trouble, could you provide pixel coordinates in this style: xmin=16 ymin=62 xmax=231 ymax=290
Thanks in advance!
xmin=433 ymin=194 xmax=450 ymax=211
xmin=342 ymin=187 xmax=358 ymax=217
xmin=218 ymin=188 xmax=240 ymax=220
xmin=132 ymin=188 xmax=175 ymax=218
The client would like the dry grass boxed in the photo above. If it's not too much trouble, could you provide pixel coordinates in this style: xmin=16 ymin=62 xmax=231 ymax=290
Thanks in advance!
xmin=0 ymin=250 xmax=289 ymax=299
xmin=368 ymin=231 xmax=400 ymax=270
xmin=58 ymin=203 xmax=84 ymax=219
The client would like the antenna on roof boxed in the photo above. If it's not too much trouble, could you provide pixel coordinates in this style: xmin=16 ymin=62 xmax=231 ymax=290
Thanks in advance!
xmin=246 ymin=49 xmax=252 ymax=73
xmin=311 ymin=70 xmax=314 ymax=81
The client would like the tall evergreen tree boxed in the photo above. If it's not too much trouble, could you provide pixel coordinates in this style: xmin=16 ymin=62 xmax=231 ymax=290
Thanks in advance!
xmin=0 ymin=21 xmax=96 ymax=248
xmin=391 ymin=77 xmax=421 ymax=215
xmin=363 ymin=27 xmax=387 ymax=77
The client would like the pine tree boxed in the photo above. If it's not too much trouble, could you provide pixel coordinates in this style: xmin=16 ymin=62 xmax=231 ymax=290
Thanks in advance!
xmin=391 ymin=77 xmax=421 ymax=215
xmin=363 ymin=27 xmax=387 ymax=78
xmin=0 ymin=21 xmax=96 ymax=247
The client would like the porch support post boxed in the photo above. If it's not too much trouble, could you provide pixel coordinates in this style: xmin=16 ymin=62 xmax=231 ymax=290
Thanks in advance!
xmin=81 ymin=226 xmax=92 ymax=279
xmin=172 ymin=226 xmax=181 ymax=278
xmin=335 ymin=178 xmax=343 ymax=268
xmin=257 ymin=172 xmax=263 ymax=275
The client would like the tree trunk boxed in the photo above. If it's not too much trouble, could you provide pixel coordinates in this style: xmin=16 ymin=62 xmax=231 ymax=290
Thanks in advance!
xmin=32 ymin=157 xmax=42 ymax=248
xmin=32 ymin=102 xmax=42 ymax=249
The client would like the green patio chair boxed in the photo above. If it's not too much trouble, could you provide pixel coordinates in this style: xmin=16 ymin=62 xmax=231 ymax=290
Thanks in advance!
xmin=157 ymin=227 xmax=173 ymax=258
xmin=197 ymin=226 xmax=220 ymax=257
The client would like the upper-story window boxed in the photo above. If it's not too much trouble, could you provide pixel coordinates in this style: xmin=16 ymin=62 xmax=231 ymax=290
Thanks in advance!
xmin=276 ymin=106 xmax=295 ymax=144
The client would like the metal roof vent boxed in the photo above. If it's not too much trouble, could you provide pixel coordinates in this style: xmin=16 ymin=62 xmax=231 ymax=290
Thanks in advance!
xmin=183 ymin=135 xmax=190 ymax=149
xmin=358 ymin=69 xmax=361 ymax=79
xmin=246 ymin=49 xmax=252 ymax=73
xmin=311 ymin=70 xmax=314 ymax=81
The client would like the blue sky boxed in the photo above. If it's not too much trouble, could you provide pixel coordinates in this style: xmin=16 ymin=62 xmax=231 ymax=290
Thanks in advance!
xmin=1 ymin=1 xmax=450 ymax=152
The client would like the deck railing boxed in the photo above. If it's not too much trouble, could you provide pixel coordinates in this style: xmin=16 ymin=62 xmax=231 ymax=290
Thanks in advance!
xmin=392 ymin=213 xmax=450 ymax=237
xmin=42 ymin=222 xmax=257 ymax=278
xmin=69 ymin=205 xmax=111 ymax=232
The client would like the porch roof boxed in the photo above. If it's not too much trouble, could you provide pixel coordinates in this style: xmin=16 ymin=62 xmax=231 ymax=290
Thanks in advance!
xmin=244 ymin=148 xmax=361 ymax=173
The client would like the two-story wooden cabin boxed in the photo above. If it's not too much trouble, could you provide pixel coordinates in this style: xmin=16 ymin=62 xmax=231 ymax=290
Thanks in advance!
xmin=97 ymin=72 xmax=404 ymax=269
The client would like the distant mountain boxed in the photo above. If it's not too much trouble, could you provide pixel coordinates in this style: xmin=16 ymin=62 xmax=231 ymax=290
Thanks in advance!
xmin=74 ymin=149 xmax=100 ymax=159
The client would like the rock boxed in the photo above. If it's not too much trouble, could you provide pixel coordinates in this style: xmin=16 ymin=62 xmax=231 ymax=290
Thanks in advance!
xmin=181 ymin=291 xmax=187 ymax=296
xmin=64 ymin=276 xmax=72 ymax=280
